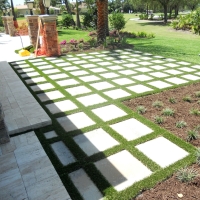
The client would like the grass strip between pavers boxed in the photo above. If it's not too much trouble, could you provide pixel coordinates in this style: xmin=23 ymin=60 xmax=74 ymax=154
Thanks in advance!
xmin=9 ymin=49 xmax=198 ymax=200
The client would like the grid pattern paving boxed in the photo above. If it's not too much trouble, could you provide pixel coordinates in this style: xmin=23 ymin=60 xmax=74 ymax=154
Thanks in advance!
xmin=10 ymin=49 xmax=198 ymax=200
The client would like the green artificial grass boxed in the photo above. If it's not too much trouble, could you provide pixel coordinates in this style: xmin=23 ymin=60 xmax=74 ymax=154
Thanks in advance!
xmin=9 ymin=50 xmax=198 ymax=200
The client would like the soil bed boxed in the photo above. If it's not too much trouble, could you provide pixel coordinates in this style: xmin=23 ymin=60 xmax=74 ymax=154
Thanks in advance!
xmin=123 ymin=82 xmax=200 ymax=200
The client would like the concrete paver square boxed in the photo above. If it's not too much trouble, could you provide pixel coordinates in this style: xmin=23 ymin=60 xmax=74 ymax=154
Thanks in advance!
xmin=113 ymin=60 xmax=127 ymax=64
xmin=90 ymin=81 xmax=115 ymax=90
xmin=94 ymin=150 xmax=152 ymax=191
xmin=73 ymin=60 xmax=87 ymax=64
xmin=63 ymin=66 xmax=79 ymax=71
xmin=164 ymin=69 xmax=183 ymax=75
xmin=81 ymin=64 xmax=97 ymax=68
xmin=67 ymin=57 xmax=80 ymax=61
xmin=107 ymin=66 xmax=124 ymax=70
xmin=89 ymin=68 xmax=107 ymax=73
xmin=149 ymin=72 xmax=169 ymax=78
xmin=17 ymin=68 xmax=35 ymax=73
xmin=150 ymin=65 xmax=165 ymax=70
xmin=177 ymin=61 xmax=191 ymax=65
xmin=179 ymin=67 xmax=196 ymax=72
xmin=28 ymin=59 xmax=44 ymax=62
xmin=92 ymin=105 xmax=126 ymax=121
xmin=56 ymin=79 xmax=79 ymax=87
xmin=51 ymin=141 xmax=76 ymax=165
xmin=66 ymin=85 xmax=91 ymax=96
xmin=44 ymin=131 xmax=58 ymax=139
xmin=140 ymin=57 xmax=152 ymax=60
xmin=127 ymin=58 xmax=140 ymax=62
xmin=37 ymin=65 xmax=54 ymax=70
xmin=42 ymin=69 xmax=60 ymax=74
xmin=148 ymin=80 xmax=172 ymax=89
xmin=90 ymin=58 xmax=103 ymax=62
xmin=166 ymin=77 xmax=188 ymax=84
xmin=73 ymin=128 xmax=119 ymax=156
xmin=49 ymin=59 xmax=64 ymax=63
xmin=99 ymin=72 xmax=119 ymax=79
xmin=33 ymin=62 xmax=48 ymax=66
xmin=151 ymin=60 xmax=164 ymax=64
xmin=37 ymin=91 xmax=65 ymax=102
xmin=104 ymin=89 xmax=131 ymax=99
xmin=25 ymin=77 xmax=46 ymax=84
xmin=21 ymin=72 xmax=40 ymax=78
xmin=165 ymin=58 xmax=176 ymax=62
xmin=112 ymin=78 xmax=134 ymax=85
xmin=70 ymin=70 xmax=89 ymax=76
xmin=56 ymin=62 xmax=72 ymax=67
xmin=104 ymin=56 xmax=115 ymax=60
xmin=77 ymin=94 xmax=107 ymax=106
xmin=57 ymin=112 xmax=95 ymax=132
xmin=69 ymin=169 xmax=103 ymax=200
xmin=132 ymin=74 xmax=153 ymax=81
xmin=135 ymin=67 xmax=152 ymax=72
xmin=78 ymin=75 xmax=101 ymax=82
xmin=191 ymin=65 xmax=200 ymax=69
xmin=123 ymin=63 xmax=138 ymax=68
xmin=82 ymin=56 xmax=95 ymax=59
xmin=30 ymin=83 xmax=55 ymax=92
xmin=127 ymin=85 xmax=153 ymax=93
xmin=98 ymin=62 xmax=113 ymax=66
xmin=181 ymin=74 xmax=200 ymax=81
xmin=110 ymin=118 xmax=153 ymax=141
xmin=118 ymin=70 xmax=137 ymax=75
xmin=45 ymin=100 xmax=78 ymax=114
xmin=136 ymin=137 xmax=189 ymax=168
xmin=137 ymin=61 xmax=152 ymax=65
xmin=49 ymin=73 xmax=68 ymax=80
xmin=164 ymin=63 xmax=179 ymax=68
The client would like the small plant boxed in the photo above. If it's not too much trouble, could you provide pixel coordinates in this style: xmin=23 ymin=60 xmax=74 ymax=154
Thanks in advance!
xmin=186 ymin=129 xmax=199 ymax=141
xmin=183 ymin=95 xmax=192 ymax=102
xmin=196 ymin=148 xmax=200 ymax=165
xmin=176 ymin=167 xmax=198 ymax=182
xmin=169 ymin=97 xmax=176 ymax=104
xmin=195 ymin=91 xmax=200 ymax=97
xmin=136 ymin=106 xmax=146 ymax=114
xmin=60 ymin=40 xmax=67 ymax=45
xmin=190 ymin=108 xmax=200 ymax=116
xmin=176 ymin=121 xmax=187 ymax=128
xmin=154 ymin=115 xmax=164 ymax=124
xmin=162 ymin=108 xmax=175 ymax=116
xmin=147 ymin=33 xmax=155 ymax=39
xmin=198 ymin=100 xmax=200 ymax=104
xmin=152 ymin=100 xmax=163 ymax=108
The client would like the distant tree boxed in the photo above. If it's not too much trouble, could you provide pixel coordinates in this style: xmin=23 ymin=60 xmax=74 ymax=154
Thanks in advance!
xmin=186 ymin=0 xmax=200 ymax=11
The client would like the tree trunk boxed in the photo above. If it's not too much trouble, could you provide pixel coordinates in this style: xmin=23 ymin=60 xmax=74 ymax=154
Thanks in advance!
xmin=105 ymin=0 xmax=109 ymax=36
xmin=163 ymin=4 xmax=168 ymax=23
xmin=146 ymin=3 xmax=149 ymax=16
xmin=64 ymin=0 xmax=75 ymax=26
xmin=39 ymin=0 xmax=45 ymax=14
xmin=97 ymin=0 xmax=106 ymax=43
xmin=76 ymin=1 xmax=81 ymax=28
xmin=175 ymin=5 xmax=178 ymax=18
xmin=169 ymin=6 xmax=172 ymax=19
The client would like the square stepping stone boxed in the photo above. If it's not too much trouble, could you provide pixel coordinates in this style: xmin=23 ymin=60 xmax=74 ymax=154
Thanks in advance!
xmin=70 ymin=70 xmax=89 ymax=76
xmin=112 ymin=60 xmax=127 ymax=64
xmin=118 ymin=70 xmax=137 ymax=75
xmin=164 ymin=69 xmax=183 ymax=75
xmin=45 ymin=57 xmax=57 ymax=60
xmin=153 ymin=55 xmax=164 ymax=59
xmin=164 ymin=63 xmax=179 ymax=68
xmin=77 ymin=94 xmax=106 ymax=106
xmin=37 ymin=65 xmax=54 ymax=70
xmin=51 ymin=141 xmax=76 ymax=165
xmin=107 ymin=66 xmax=123 ymax=70
xmin=148 ymin=80 xmax=172 ymax=89
xmin=181 ymin=74 xmax=200 ymax=81
xmin=76 ymin=53 xmax=87 ymax=56
xmin=136 ymin=137 xmax=189 ymax=168
xmin=29 ymin=59 xmax=43 ymax=63
xmin=92 ymin=105 xmax=126 ymax=121
xmin=67 ymin=57 xmax=80 ymax=61
xmin=63 ymin=66 xmax=79 ymax=71
xmin=73 ymin=60 xmax=87 ymax=64
xmin=13 ymin=64 xmax=30 ymax=69
xmin=49 ymin=73 xmax=68 ymax=80
xmin=95 ymin=54 xmax=106 ymax=57
xmin=119 ymin=55 xmax=129 ymax=59
xmin=99 ymin=72 xmax=119 ymax=79
xmin=130 ymin=54 xmax=141 ymax=57
xmin=112 ymin=78 xmax=134 ymax=85
xmin=44 ymin=131 xmax=58 ymax=139
xmin=149 ymin=72 xmax=169 ymax=78
xmin=135 ymin=67 xmax=152 ymax=72
xmin=90 ymin=81 xmax=115 ymax=90
xmin=89 ymin=52 xmax=100 ymax=55
xmin=104 ymin=89 xmax=131 ymax=99
xmin=17 ymin=68 xmax=35 ymax=73
xmin=90 ymin=59 xmax=103 ymax=62
xmin=82 ymin=56 xmax=95 ymax=59
xmin=103 ymin=57 xmax=115 ymax=60
xmin=21 ymin=72 xmax=40 ymax=78
xmin=137 ymin=61 xmax=152 ymax=65
xmin=46 ymin=100 xmax=78 ymax=114
xmin=123 ymin=63 xmax=139 ymax=68
xmin=127 ymin=85 xmax=153 ymax=93
xmin=30 ymin=83 xmax=55 ymax=92
xmin=78 ymin=75 xmax=101 ymax=82
xmin=94 ymin=150 xmax=152 ymax=191
xmin=73 ymin=128 xmax=119 ymax=156
xmin=121 ymin=52 xmax=131 ymax=54
xmin=140 ymin=57 xmax=152 ymax=60
xmin=177 ymin=61 xmax=191 ymax=65
xmin=42 ymin=69 xmax=60 ymax=74
xmin=191 ymin=65 xmax=200 ymax=69
xmin=50 ymin=59 xmax=64 ymax=63
xmin=69 ymin=169 xmax=103 ymax=200
xmin=166 ymin=77 xmax=188 ymax=84
xmin=165 ymin=58 xmax=176 ymax=62
xmin=132 ymin=74 xmax=153 ymax=81
xmin=56 ymin=62 xmax=72 ymax=67
xmin=33 ymin=62 xmax=48 ymax=66
xmin=179 ymin=67 xmax=196 ymax=72
xmin=37 ymin=91 xmax=65 ymax=102
xmin=56 ymin=79 xmax=79 ymax=87
xmin=150 ymin=65 xmax=165 ymax=70
xmin=16 ymin=61 xmax=26 ymax=64
xmin=98 ymin=62 xmax=113 ymax=66
xmin=81 ymin=64 xmax=97 ymax=68
xmin=25 ymin=77 xmax=46 ymax=84
xmin=57 ymin=112 xmax=95 ymax=132
xmin=143 ymin=53 xmax=152 ymax=56
xmin=110 ymin=118 xmax=153 ymax=141
xmin=127 ymin=58 xmax=141 ymax=62
xmin=66 ymin=86 xmax=91 ymax=96
xmin=89 ymin=68 xmax=107 ymax=73
xmin=151 ymin=60 xmax=164 ymax=64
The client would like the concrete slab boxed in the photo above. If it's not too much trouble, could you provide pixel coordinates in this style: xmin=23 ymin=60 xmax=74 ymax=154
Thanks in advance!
xmin=90 ymin=81 xmax=115 ymax=90
xmin=164 ymin=63 xmax=179 ymax=68
xmin=30 ymin=83 xmax=55 ymax=92
xmin=118 ymin=70 xmax=137 ymax=75
xmin=179 ymin=67 xmax=196 ymax=72
xmin=132 ymin=74 xmax=153 ymax=81
xmin=150 ymin=65 xmax=166 ymax=70
xmin=89 ymin=68 xmax=108 ymax=73
xmin=182 ymin=74 xmax=200 ymax=81
xmin=77 ymin=94 xmax=107 ymax=106
xmin=70 ymin=70 xmax=89 ymax=76
xmin=99 ymin=72 xmax=119 ymax=79
xmin=103 ymin=89 xmax=131 ymax=99
xmin=21 ymin=72 xmax=40 ymax=78
xmin=37 ymin=65 xmax=54 ymax=70
xmin=148 ymin=80 xmax=172 ymax=89
xmin=56 ymin=79 xmax=79 ymax=87
xmin=25 ymin=77 xmax=46 ymax=84
xmin=44 ymin=130 xmax=58 ymax=139
xmin=112 ymin=78 xmax=134 ymax=85
xmin=56 ymin=62 xmax=72 ymax=67
xmin=42 ymin=69 xmax=60 ymax=75
xmin=166 ymin=77 xmax=188 ymax=84
xmin=127 ymin=84 xmax=153 ymax=93
xmin=107 ymin=66 xmax=124 ymax=70
xmin=164 ymin=69 xmax=183 ymax=75
xmin=149 ymin=72 xmax=169 ymax=78
xmin=81 ymin=64 xmax=97 ymax=68
xmin=135 ymin=67 xmax=152 ymax=72
xmin=136 ymin=137 xmax=189 ymax=168
xmin=49 ymin=73 xmax=68 ymax=80
xmin=63 ymin=66 xmax=79 ymax=71
xmin=79 ymin=75 xmax=101 ymax=82
xmin=123 ymin=63 xmax=138 ymax=68
xmin=65 ymin=86 xmax=91 ymax=96
xmin=37 ymin=91 xmax=65 ymax=102
xmin=94 ymin=150 xmax=152 ymax=191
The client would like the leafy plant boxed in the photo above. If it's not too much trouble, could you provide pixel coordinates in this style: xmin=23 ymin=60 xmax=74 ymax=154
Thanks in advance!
xmin=147 ymin=33 xmax=155 ymax=39
xmin=195 ymin=91 xmax=200 ymax=97
xmin=162 ymin=108 xmax=175 ymax=116
xmin=190 ymin=108 xmax=200 ymax=116
xmin=154 ymin=115 xmax=164 ymax=124
xmin=176 ymin=167 xmax=198 ymax=182
xmin=186 ymin=129 xmax=199 ymax=141
xmin=152 ymin=100 xmax=163 ymax=108
xmin=136 ymin=106 xmax=146 ymax=114
xmin=195 ymin=148 xmax=200 ymax=165
xmin=61 ymin=13 xmax=74 ymax=28
xmin=176 ymin=121 xmax=187 ymax=128
xmin=137 ymin=31 xmax=147 ymax=38
xmin=183 ymin=95 xmax=192 ymax=102
xmin=169 ymin=97 xmax=176 ymax=104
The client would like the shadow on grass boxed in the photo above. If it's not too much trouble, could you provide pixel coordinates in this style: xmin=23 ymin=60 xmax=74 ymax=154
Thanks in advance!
xmin=136 ymin=21 xmax=171 ymax=27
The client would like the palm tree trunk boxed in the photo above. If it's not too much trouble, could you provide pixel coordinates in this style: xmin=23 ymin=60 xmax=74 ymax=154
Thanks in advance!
xmin=39 ymin=0 xmax=45 ymax=14
xmin=105 ymin=0 xmax=109 ymax=36
xmin=76 ymin=0 xmax=81 ymax=28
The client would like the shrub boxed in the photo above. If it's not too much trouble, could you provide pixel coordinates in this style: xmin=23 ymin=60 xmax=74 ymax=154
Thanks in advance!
xmin=162 ymin=108 xmax=175 ymax=116
xmin=82 ymin=12 xmax=95 ymax=28
xmin=154 ymin=115 xmax=164 ymax=124
xmin=195 ymin=91 xmax=200 ymax=97
xmin=137 ymin=31 xmax=147 ymax=38
xmin=196 ymin=148 xmax=200 ymax=165
xmin=136 ymin=106 xmax=146 ymax=114
xmin=169 ymin=97 xmax=176 ymax=104
xmin=147 ymin=33 xmax=155 ymax=38
xmin=61 ymin=13 xmax=73 ymax=28
xmin=152 ymin=100 xmax=163 ymax=108
xmin=176 ymin=167 xmax=198 ymax=182
xmin=186 ymin=129 xmax=199 ymax=141
xmin=190 ymin=108 xmax=200 ymax=116
xmin=183 ymin=95 xmax=192 ymax=102
xmin=176 ymin=121 xmax=187 ymax=128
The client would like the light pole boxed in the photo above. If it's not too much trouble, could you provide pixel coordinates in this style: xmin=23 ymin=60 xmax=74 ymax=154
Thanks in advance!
xmin=27 ymin=1 xmax=34 ymax=15
xmin=43 ymin=0 xmax=51 ymax=15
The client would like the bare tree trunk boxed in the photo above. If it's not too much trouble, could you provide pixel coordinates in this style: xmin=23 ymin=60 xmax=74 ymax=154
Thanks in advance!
xmin=105 ymin=0 xmax=109 ymax=36
xmin=163 ymin=4 xmax=168 ymax=23
xmin=76 ymin=0 xmax=81 ymax=28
